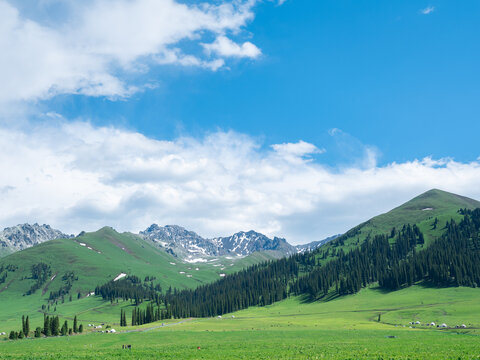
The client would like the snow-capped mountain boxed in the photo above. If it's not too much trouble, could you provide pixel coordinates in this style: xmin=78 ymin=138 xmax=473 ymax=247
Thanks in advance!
xmin=211 ymin=231 xmax=295 ymax=256
xmin=0 ymin=221 xmax=337 ymax=260
xmin=139 ymin=224 xmax=221 ymax=258
xmin=0 ymin=223 xmax=73 ymax=255
xmin=140 ymin=224 xmax=334 ymax=260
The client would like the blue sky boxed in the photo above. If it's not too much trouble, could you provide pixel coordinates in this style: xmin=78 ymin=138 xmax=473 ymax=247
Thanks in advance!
xmin=1 ymin=0 xmax=480 ymax=243
xmin=42 ymin=0 xmax=480 ymax=166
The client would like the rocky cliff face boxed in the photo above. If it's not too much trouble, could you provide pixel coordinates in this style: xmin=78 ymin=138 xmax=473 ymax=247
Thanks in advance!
xmin=139 ymin=224 xmax=221 ymax=258
xmin=0 ymin=223 xmax=73 ymax=255
xmin=140 ymin=224 xmax=333 ymax=260
xmin=210 ymin=230 xmax=296 ymax=256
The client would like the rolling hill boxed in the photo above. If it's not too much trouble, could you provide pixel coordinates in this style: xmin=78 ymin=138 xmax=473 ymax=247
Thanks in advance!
xmin=320 ymin=188 xmax=480 ymax=254
xmin=0 ymin=226 xmax=286 ymax=331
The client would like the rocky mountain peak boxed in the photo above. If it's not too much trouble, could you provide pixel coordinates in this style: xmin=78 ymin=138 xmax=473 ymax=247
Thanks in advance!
xmin=139 ymin=225 xmax=333 ymax=260
xmin=0 ymin=223 xmax=73 ymax=253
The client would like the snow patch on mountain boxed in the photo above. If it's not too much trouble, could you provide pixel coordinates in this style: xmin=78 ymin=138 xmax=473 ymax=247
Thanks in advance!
xmin=140 ymin=224 xmax=336 ymax=260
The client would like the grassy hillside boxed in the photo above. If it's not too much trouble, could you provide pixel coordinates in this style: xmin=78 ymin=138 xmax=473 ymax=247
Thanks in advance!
xmin=0 ymin=227 xmax=279 ymax=332
xmin=319 ymin=189 xmax=480 ymax=257
xmin=0 ymin=285 xmax=479 ymax=359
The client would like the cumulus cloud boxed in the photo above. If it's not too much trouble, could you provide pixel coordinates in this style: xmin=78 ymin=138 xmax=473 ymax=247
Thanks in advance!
xmin=1 ymin=122 xmax=480 ymax=244
xmin=420 ymin=6 xmax=435 ymax=15
xmin=203 ymin=36 xmax=261 ymax=58
xmin=0 ymin=0 xmax=260 ymax=103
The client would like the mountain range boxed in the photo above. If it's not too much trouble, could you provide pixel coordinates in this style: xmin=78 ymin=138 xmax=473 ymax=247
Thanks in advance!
xmin=1 ymin=189 xmax=477 ymax=263
xmin=0 ymin=223 xmax=336 ymax=261
xmin=139 ymin=225 xmax=334 ymax=260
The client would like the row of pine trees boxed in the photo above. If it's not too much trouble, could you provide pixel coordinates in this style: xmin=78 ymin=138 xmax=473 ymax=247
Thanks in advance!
xmin=8 ymin=314 xmax=83 ymax=340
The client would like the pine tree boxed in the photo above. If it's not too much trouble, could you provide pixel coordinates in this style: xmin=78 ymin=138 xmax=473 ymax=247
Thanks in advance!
xmin=61 ymin=320 xmax=68 ymax=336
xmin=51 ymin=316 xmax=60 ymax=336
xmin=43 ymin=315 xmax=51 ymax=336
xmin=73 ymin=315 xmax=78 ymax=333
xmin=79 ymin=324 xmax=83 ymax=333
xmin=25 ymin=316 xmax=30 ymax=337
xmin=131 ymin=308 xmax=136 ymax=326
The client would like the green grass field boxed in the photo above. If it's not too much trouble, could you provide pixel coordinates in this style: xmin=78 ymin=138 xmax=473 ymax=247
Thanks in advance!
xmin=1 ymin=285 xmax=479 ymax=359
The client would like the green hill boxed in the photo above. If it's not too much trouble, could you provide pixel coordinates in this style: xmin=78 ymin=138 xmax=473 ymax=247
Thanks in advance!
xmin=362 ymin=188 xmax=480 ymax=232
xmin=323 ymin=188 xmax=480 ymax=253
xmin=0 ymin=226 xmax=280 ymax=331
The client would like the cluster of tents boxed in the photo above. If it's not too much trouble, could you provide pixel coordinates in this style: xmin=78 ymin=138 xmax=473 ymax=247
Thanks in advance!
xmin=409 ymin=321 xmax=467 ymax=329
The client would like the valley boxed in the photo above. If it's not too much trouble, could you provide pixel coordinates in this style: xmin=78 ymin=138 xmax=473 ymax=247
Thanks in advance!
xmin=0 ymin=286 xmax=479 ymax=359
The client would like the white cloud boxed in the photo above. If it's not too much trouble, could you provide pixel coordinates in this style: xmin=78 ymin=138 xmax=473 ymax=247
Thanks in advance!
xmin=272 ymin=140 xmax=324 ymax=164
xmin=420 ymin=6 xmax=435 ymax=15
xmin=0 ymin=0 xmax=260 ymax=103
xmin=203 ymin=35 xmax=261 ymax=58
xmin=1 ymin=122 xmax=480 ymax=244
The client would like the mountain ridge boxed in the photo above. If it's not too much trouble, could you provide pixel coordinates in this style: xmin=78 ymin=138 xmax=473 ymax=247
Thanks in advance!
xmin=0 ymin=223 xmax=73 ymax=257
xmin=139 ymin=225 xmax=333 ymax=259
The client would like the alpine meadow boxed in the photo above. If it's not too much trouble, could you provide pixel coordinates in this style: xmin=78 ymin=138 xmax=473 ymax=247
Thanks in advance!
xmin=1 ymin=1 xmax=480 ymax=359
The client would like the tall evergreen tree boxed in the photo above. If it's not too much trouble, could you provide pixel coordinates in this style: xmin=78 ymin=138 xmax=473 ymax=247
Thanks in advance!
xmin=43 ymin=315 xmax=51 ymax=336
xmin=51 ymin=316 xmax=60 ymax=336
xmin=25 ymin=316 xmax=30 ymax=337
xmin=61 ymin=320 xmax=68 ymax=336
xmin=73 ymin=315 xmax=78 ymax=333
